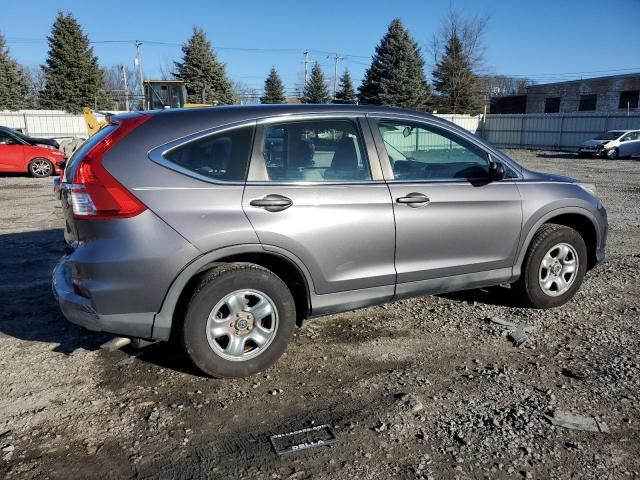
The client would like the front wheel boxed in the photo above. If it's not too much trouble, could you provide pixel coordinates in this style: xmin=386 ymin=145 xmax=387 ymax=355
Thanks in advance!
xmin=606 ymin=148 xmax=619 ymax=160
xmin=513 ymin=224 xmax=587 ymax=308
xmin=181 ymin=263 xmax=296 ymax=378
xmin=29 ymin=158 xmax=54 ymax=177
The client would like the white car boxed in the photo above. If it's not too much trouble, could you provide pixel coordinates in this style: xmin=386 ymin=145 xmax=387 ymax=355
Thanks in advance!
xmin=578 ymin=129 xmax=640 ymax=159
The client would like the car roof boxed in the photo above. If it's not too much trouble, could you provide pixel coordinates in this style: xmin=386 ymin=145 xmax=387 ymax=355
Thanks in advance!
xmin=147 ymin=103 xmax=437 ymax=122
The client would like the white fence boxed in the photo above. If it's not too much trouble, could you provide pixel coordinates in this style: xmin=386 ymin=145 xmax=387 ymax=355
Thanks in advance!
xmin=10 ymin=110 xmax=636 ymax=153
xmin=1 ymin=110 xmax=481 ymax=142
xmin=479 ymin=113 xmax=640 ymax=151
xmin=0 ymin=110 xmax=122 ymax=140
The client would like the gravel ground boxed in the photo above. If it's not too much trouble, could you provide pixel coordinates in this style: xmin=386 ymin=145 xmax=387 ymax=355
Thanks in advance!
xmin=0 ymin=150 xmax=638 ymax=480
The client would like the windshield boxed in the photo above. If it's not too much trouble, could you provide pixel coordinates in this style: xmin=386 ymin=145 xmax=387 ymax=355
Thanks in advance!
xmin=595 ymin=131 xmax=625 ymax=140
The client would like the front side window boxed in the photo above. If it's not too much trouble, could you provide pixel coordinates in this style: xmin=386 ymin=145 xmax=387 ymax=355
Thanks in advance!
xmin=621 ymin=131 xmax=639 ymax=142
xmin=376 ymin=120 xmax=491 ymax=181
xmin=262 ymin=119 xmax=371 ymax=182
xmin=164 ymin=126 xmax=254 ymax=182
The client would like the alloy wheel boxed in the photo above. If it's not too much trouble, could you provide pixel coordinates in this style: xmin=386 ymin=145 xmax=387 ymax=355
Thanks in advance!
xmin=538 ymin=242 xmax=579 ymax=297
xmin=205 ymin=289 xmax=278 ymax=361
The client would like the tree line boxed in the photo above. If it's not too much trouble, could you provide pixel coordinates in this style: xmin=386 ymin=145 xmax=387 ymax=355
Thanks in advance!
xmin=0 ymin=12 xmax=498 ymax=114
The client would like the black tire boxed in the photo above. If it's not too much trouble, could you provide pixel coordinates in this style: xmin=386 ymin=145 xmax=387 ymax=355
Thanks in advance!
xmin=28 ymin=158 xmax=54 ymax=177
xmin=513 ymin=224 xmax=587 ymax=309
xmin=181 ymin=263 xmax=296 ymax=378
xmin=606 ymin=148 xmax=619 ymax=160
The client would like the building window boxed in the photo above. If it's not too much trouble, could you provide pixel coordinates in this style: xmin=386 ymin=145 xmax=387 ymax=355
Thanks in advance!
xmin=578 ymin=94 xmax=597 ymax=111
xmin=619 ymin=90 xmax=639 ymax=109
xmin=544 ymin=97 xmax=561 ymax=113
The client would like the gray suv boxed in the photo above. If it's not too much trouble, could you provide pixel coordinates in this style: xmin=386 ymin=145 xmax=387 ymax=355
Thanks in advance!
xmin=53 ymin=105 xmax=607 ymax=378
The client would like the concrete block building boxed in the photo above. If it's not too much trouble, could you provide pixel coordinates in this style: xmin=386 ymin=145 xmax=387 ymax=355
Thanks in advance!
xmin=525 ymin=73 xmax=640 ymax=114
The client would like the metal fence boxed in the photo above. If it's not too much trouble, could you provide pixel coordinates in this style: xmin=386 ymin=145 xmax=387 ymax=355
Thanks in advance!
xmin=10 ymin=110 xmax=636 ymax=153
xmin=479 ymin=113 xmax=640 ymax=151
xmin=0 ymin=110 xmax=481 ymax=141
xmin=0 ymin=110 xmax=123 ymax=139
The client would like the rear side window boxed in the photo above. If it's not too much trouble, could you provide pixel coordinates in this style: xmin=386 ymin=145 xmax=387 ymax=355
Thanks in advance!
xmin=262 ymin=119 xmax=371 ymax=182
xmin=165 ymin=126 xmax=254 ymax=182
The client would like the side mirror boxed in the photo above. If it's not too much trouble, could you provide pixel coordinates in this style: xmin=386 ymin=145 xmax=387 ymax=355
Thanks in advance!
xmin=489 ymin=161 xmax=505 ymax=181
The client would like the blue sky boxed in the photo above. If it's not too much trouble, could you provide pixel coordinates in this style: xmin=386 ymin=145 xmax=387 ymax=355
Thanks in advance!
xmin=3 ymin=0 xmax=639 ymax=94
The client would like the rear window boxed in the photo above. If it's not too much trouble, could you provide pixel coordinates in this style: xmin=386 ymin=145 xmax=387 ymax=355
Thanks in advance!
xmin=164 ymin=126 xmax=254 ymax=182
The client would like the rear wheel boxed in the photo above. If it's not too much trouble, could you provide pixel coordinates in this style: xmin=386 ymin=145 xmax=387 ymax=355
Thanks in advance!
xmin=513 ymin=224 xmax=587 ymax=308
xmin=28 ymin=158 xmax=53 ymax=177
xmin=181 ymin=263 xmax=296 ymax=378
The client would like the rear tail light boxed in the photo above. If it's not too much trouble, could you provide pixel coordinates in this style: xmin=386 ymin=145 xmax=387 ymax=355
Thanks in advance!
xmin=70 ymin=114 xmax=152 ymax=219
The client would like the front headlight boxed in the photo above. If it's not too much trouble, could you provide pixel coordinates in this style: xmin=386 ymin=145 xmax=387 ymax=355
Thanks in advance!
xmin=578 ymin=182 xmax=597 ymax=197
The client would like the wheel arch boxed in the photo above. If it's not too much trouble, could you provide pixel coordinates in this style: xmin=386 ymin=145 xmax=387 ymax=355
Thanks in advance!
xmin=152 ymin=244 xmax=313 ymax=341
xmin=514 ymin=207 xmax=600 ymax=277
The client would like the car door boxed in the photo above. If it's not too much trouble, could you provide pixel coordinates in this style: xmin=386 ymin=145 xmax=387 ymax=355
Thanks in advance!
xmin=368 ymin=116 xmax=523 ymax=296
xmin=0 ymin=132 xmax=25 ymax=172
xmin=618 ymin=131 xmax=640 ymax=157
xmin=242 ymin=115 xmax=396 ymax=297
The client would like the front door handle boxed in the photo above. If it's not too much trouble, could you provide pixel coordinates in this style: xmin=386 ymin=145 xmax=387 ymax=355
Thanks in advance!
xmin=396 ymin=192 xmax=430 ymax=207
xmin=249 ymin=194 xmax=293 ymax=212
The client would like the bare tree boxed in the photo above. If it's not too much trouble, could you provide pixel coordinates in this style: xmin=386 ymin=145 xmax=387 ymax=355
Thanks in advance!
xmin=104 ymin=64 xmax=138 ymax=111
xmin=429 ymin=10 xmax=489 ymax=71
xmin=233 ymin=81 xmax=259 ymax=105
xmin=429 ymin=10 xmax=490 ymax=114
xmin=159 ymin=57 xmax=176 ymax=81
xmin=482 ymin=75 xmax=536 ymax=97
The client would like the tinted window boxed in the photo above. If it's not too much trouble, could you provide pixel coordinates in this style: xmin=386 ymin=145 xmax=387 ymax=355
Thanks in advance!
xmin=377 ymin=120 xmax=491 ymax=181
xmin=263 ymin=119 xmax=371 ymax=182
xmin=165 ymin=126 xmax=254 ymax=182
xmin=0 ymin=132 xmax=17 ymax=145
xmin=579 ymin=94 xmax=597 ymax=111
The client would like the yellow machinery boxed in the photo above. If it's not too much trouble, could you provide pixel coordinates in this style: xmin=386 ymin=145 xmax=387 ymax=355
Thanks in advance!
xmin=82 ymin=107 xmax=109 ymax=137
xmin=143 ymin=80 xmax=210 ymax=110
xmin=83 ymin=80 xmax=210 ymax=137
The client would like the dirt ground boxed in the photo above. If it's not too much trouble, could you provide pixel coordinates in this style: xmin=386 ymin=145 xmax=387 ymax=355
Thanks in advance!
xmin=0 ymin=150 xmax=638 ymax=480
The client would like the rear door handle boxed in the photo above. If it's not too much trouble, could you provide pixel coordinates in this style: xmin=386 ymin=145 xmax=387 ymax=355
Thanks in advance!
xmin=249 ymin=194 xmax=293 ymax=212
xmin=396 ymin=192 xmax=430 ymax=207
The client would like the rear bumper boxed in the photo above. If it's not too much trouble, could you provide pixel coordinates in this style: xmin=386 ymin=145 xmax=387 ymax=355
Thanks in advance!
xmin=53 ymin=257 xmax=155 ymax=339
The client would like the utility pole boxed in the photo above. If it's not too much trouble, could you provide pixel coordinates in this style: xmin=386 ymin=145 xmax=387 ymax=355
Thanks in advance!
xmin=135 ymin=40 xmax=145 ymax=109
xmin=121 ymin=64 xmax=130 ymax=111
xmin=327 ymin=53 xmax=343 ymax=99
xmin=303 ymin=50 xmax=310 ymax=85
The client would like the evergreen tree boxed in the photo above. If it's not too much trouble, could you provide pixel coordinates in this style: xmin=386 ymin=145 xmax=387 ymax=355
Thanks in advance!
xmin=432 ymin=31 xmax=484 ymax=114
xmin=174 ymin=27 xmax=235 ymax=105
xmin=302 ymin=63 xmax=330 ymax=104
xmin=0 ymin=34 xmax=32 ymax=110
xmin=260 ymin=67 xmax=286 ymax=104
xmin=333 ymin=69 xmax=356 ymax=104
xmin=358 ymin=19 xmax=431 ymax=110
xmin=40 ymin=12 xmax=112 ymax=112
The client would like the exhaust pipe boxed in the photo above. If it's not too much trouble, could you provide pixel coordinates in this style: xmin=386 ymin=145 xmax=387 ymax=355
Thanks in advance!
xmin=100 ymin=337 xmax=131 ymax=352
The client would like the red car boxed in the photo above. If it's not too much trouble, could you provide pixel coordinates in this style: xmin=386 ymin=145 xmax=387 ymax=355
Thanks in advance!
xmin=0 ymin=127 xmax=66 ymax=177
